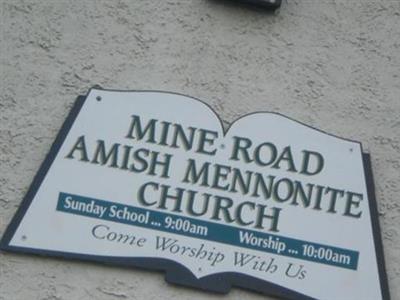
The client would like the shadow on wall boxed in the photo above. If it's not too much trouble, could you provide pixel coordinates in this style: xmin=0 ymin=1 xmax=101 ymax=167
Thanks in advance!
xmin=208 ymin=0 xmax=282 ymax=13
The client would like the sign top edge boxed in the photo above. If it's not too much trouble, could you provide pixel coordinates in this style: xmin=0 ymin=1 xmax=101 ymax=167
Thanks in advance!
xmin=86 ymin=86 xmax=365 ymax=152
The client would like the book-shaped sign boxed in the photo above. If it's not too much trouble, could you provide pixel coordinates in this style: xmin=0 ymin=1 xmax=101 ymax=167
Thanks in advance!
xmin=0 ymin=88 xmax=390 ymax=300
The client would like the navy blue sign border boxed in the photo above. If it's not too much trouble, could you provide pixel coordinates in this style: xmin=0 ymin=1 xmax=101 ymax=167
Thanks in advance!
xmin=0 ymin=87 xmax=390 ymax=300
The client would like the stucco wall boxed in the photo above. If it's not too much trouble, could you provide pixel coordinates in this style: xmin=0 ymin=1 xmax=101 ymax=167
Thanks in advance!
xmin=1 ymin=1 xmax=399 ymax=299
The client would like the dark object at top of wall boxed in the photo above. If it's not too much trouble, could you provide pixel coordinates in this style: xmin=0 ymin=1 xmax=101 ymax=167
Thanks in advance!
xmin=235 ymin=0 xmax=282 ymax=10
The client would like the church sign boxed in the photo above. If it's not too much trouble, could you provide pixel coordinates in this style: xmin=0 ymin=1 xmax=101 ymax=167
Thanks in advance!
xmin=0 ymin=88 xmax=390 ymax=300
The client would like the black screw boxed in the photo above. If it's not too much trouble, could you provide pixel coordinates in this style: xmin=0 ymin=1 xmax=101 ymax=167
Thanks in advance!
xmin=96 ymin=96 xmax=102 ymax=101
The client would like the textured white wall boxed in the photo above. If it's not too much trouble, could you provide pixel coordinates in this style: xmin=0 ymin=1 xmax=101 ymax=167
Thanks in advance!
xmin=1 ymin=1 xmax=399 ymax=299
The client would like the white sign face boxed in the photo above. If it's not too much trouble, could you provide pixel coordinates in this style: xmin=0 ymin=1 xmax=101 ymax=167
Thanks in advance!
xmin=1 ymin=88 xmax=389 ymax=300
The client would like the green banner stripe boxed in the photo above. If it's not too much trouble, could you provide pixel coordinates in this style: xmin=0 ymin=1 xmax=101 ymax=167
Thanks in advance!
xmin=57 ymin=192 xmax=359 ymax=270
